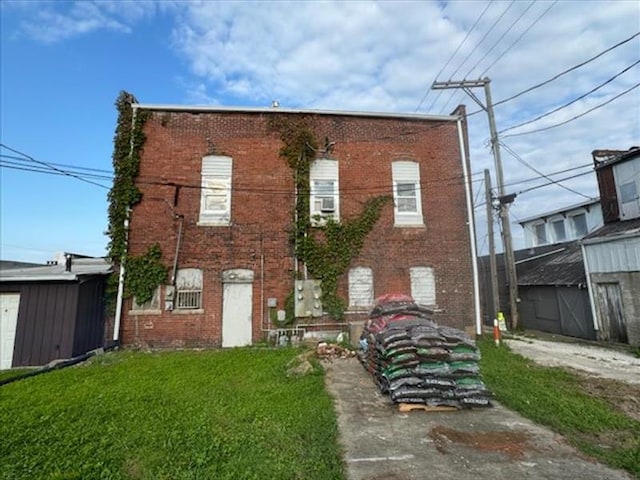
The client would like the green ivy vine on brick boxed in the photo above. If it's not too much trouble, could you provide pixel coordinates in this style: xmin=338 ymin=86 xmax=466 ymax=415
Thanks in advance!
xmin=107 ymin=91 xmax=167 ymax=303
xmin=269 ymin=117 xmax=390 ymax=320
xmin=124 ymin=244 xmax=167 ymax=305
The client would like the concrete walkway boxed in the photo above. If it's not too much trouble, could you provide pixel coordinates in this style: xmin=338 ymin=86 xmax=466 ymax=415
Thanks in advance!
xmin=323 ymin=357 xmax=632 ymax=480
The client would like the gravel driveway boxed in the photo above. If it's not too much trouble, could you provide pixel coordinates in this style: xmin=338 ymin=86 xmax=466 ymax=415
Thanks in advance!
xmin=504 ymin=336 xmax=640 ymax=385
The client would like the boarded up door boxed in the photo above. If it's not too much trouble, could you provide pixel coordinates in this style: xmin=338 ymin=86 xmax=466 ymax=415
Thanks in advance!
xmin=1 ymin=294 xmax=20 ymax=369
xmin=222 ymin=269 xmax=253 ymax=347
xmin=557 ymin=288 xmax=596 ymax=340
xmin=594 ymin=283 xmax=627 ymax=343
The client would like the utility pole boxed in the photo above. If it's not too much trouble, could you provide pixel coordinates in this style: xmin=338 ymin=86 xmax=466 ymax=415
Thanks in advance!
xmin=432 ymin=77 xmax=519 ymax=329
xmin=484 ymin=169 xmax=499 ymax=323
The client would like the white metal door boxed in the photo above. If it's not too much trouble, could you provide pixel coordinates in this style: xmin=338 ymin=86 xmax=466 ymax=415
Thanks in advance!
xmin=0 ymin=294 xmax=20 ymax=369
xmin=222 ymin=274 xmax=253 ymax=347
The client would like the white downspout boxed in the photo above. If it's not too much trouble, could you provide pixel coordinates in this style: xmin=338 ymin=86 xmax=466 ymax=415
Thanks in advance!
xmin=581 ymin=243 xmax=599 ymax=333
xmin=113 ymin=214 xmax=129 ymax=342
xmin=457 ymin=118 xmax=482 ymax=336
xmin=113 ymin=105 xmax=138 ymax=343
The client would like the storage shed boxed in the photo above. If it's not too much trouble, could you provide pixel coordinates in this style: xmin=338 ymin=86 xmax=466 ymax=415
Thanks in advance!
xmin=0 ymin=256 xmax=111 ymax=368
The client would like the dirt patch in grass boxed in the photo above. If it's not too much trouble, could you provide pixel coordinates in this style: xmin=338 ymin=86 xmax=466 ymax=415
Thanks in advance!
xmin=428 ymin=426 xmax=533 ymax=459
xmin=575 ymin=372 xmax=640 ymax=423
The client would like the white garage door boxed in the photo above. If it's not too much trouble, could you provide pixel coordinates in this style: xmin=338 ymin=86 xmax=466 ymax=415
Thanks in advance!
xmin=1 ymin=293 xmax=20 ymax=370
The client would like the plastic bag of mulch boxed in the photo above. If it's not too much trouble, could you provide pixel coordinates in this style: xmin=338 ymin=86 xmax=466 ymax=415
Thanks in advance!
xmin=414 ymin=361 xmax=450 ymax=377
xmin=448 ymin=361 xmax=480 ymax=375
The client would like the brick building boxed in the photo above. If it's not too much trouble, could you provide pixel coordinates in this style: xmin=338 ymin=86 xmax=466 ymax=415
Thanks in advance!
xmin=117 ymin=103 xmax=479 ymax=347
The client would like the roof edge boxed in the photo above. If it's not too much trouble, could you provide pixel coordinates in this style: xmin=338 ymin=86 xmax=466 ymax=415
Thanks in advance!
xmin=132 ymin=103 xmax=460 ymax=122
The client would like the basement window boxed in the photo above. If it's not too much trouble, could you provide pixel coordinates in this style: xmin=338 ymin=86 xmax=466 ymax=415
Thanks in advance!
xmin=175 ymin=268 xmax=203 ymax=310
xmin=410 ymin=266 xmax=436 ymax=306
xmin=348 ymin=267 xmax=374 ymax=310
xmin=131 ymin=287 xmax=161 ymax=313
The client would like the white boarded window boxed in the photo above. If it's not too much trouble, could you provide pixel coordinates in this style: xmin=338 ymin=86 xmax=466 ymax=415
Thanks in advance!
xmin=410 ymin=266 xmax=435 ymax=306
xmin=392 ymin=161 xmax=423 ymax=226
xmin=348 ymin=267 xmax=373 ymax=309
xmin=310 ymin=159 xmax=339 ymax=225
xmin=176 ymin=268 xmax=203 ymax=310
xmin=199 ymin=155 xmax=232 ymax=226
xmin=132 ymin=287 xmax=161 ymax=312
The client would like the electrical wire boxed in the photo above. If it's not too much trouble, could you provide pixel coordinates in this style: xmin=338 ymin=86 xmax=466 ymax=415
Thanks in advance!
xmin=479 ymin=0 xmax=558 ymax=77
xmin=501 ymin=162 xmax=593 ymax=189
xmin=0 ymin=162 xmax=114 ymax=181
xmin=0 ymin=143 xmax=110 ymax=190
xmin=499 ymin=60 xmax=640 ymax=135
xmin=463 ymin=0 xmax=536 ymax=79
xmin=417 ymin=0 xmax=493 ymax=112
xmin=493 ymin=30 xmax=640 ymax=108
xmin=500 ymin=141 xmax=595 ymax=200
xmin=517 ymin=168 xmax=595 ymax=195
xmin=448 ymin=0 xmax=516 ymax=81
xmin=0 ymin=154 xmax=113 ymax=174
xmin=502 ymin=81 xmax=640 ymax=138
xmin=437 ymin=0 xmax=516 ymax=114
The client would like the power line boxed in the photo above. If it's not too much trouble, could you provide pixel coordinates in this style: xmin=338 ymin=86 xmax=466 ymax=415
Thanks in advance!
xmin=500 ymin=141 xmax=595 ymax=200
xmin=0 ymin=162 xmax=114 ymax=181
xmin=0 ymin=143 xmax=110 ymax=190
xmin=417 ymin=0 xmax=493 ymax=112
xmin=499 ymin=60 xmax=640 ymax=134
xmin=448 ymin=0 xmax=516 ymax=80
xmin=479 ymin=0 xmax=558 ymax=77
xmin=493 ymin=30 xmax=640 ymax=108
xmin=438 ymin=1 xmax=516 ymax=114
xmin=0 ymin=154 xmax=113 ymax=174
xmin=502 ymin=81 xmax=640 ymax=138
xmin=517 ymin=168 xmax=595 ymax=195
xmin=463 ymin=0 xmax=536 ymax=79
xmin=501 ymin=162 xmax=593 ymax=189
xmin=1 ymin=152 xmax=484 ymax=198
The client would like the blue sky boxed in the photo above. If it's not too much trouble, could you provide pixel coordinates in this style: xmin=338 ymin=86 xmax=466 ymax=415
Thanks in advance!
xmin=1 ymin=0 xmax=639 ymax=263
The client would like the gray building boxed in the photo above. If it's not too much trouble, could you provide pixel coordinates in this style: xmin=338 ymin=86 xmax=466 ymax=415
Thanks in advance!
xmin=0 ymin=255 xmax=112 ymax=368
xmin=582 ymin=147 xmax=640 ymax=346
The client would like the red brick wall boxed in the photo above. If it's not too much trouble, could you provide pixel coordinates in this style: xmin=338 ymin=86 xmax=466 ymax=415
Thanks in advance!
xmin=120 ymin=109 xmax=474 ymax=347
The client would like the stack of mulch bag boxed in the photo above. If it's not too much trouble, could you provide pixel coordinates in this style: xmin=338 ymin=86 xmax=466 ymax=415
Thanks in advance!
xmin=358 ymin=294 xmax=492 ymax=409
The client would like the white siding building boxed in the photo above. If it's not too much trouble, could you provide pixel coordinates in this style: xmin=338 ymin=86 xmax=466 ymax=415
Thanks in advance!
xmin=518 ymin=199 xmax=603 ymax=248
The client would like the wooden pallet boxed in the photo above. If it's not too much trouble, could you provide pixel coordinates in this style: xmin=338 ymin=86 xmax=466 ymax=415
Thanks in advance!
xmin=398 ymin=403 xmax=459 ymax=413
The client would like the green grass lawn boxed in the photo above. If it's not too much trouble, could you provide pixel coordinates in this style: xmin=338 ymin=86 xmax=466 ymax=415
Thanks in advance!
xmin=478 ymin=338 xmax=640 ymax=477
xmin=0 ymin=348 xmax=345 ymax=480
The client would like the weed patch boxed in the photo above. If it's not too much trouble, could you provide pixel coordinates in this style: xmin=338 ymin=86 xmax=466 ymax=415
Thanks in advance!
xmin=478 ymin=339 xmax=640 ymax=477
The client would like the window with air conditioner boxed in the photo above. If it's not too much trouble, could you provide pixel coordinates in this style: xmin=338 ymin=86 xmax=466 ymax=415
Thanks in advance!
xmin=392 ymin=161 xmax=423 ymax=226
xmin=199 ymin=155 xmax=232 ymax=226
xmin=310 ymin=159 xmax=339 ymax=224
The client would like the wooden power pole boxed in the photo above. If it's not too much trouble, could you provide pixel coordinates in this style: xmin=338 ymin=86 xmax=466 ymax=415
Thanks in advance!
xmin=484 ymin=169 xmax=500 ymax=322
xmin=432 ymin=77 xmax=519 ymax=329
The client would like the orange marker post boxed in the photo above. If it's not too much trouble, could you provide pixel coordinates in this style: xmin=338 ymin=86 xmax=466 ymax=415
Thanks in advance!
xmin=493 ymin=319 xmax=501 ymax=346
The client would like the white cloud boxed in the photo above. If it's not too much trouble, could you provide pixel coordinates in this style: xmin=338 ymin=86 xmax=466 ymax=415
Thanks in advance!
xmin=13 ymin=0 xmax=163 ymax=43
xmin=169 ymin=0 xmax=639 ymax=250
xmin=7 ymin=0 xmax=638 ymax=252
